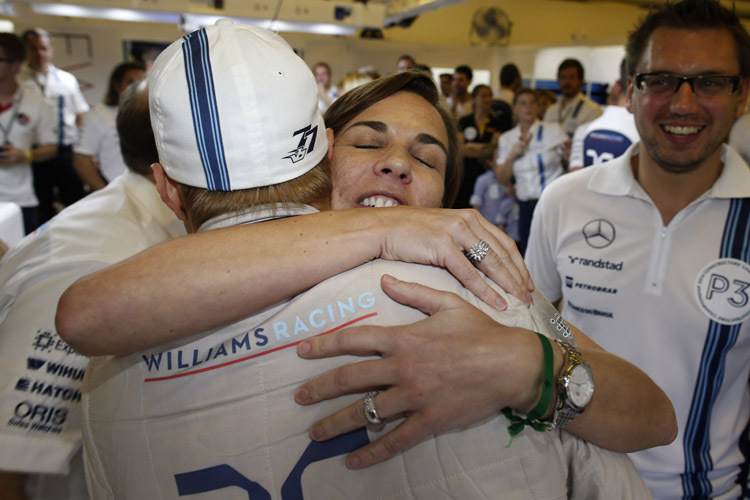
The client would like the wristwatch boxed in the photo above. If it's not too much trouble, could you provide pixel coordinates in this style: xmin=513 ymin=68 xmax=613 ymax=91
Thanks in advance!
xmin=552 ymin=340 xmax=594 ymax=429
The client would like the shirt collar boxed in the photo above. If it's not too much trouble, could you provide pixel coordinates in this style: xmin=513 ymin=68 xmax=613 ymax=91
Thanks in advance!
xmin=588 ymin=143 xmax=750 ymax=201
xmin=198 ymin=203 xmax=319 ymax=232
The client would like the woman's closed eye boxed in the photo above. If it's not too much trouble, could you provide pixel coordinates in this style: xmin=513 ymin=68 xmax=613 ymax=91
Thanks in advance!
xmin=412 ymin=154 xmax=435 ymax=169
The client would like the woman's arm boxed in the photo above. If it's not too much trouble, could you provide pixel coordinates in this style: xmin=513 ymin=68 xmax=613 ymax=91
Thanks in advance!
xmin=56 ymin=207 xmax=533 ymax=356
xmin=294 ymin=276 xmax=677 ymax=468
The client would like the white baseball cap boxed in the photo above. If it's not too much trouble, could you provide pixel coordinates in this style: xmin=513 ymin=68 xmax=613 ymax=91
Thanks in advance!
xmin=149 ymin=19 xmax=327 ymax=191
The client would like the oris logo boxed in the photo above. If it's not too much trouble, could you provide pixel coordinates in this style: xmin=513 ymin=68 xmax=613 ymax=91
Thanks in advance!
xmin=582 ymin=219 xmax=616 ymax=249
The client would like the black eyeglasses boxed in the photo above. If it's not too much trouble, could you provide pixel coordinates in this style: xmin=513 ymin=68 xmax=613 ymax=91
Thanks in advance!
xmin=635 ymin=72 xmax=741 ymax=97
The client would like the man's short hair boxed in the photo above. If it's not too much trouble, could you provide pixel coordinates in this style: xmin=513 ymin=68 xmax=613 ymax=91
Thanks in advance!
xmin=557 ymin=58 xmax=584 ymax=80
xmin=117 ymin=79 xmax=159 ymax=177
xmin=439 ymin=73 xmax=452 ymax=80
xmin=177 ymin=163 xmax=331 ymax=229
xmin=454 ymin=65 xmax=473 ymax=81
xmin=21 ymin=27 xmax=50 ymax=44
xmin=619 ymin=58 xmax=628 ymax=91
xmin=626 ymin=0 xmax=750 ymax=77
xmin=0 ymin=33 xmax=26 ymax=62
xmin=500 ymin=63 xmax=521 ymax=87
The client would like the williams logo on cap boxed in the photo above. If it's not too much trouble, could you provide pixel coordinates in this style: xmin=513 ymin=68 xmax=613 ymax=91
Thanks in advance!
xmin=284 ymin=124 xmax=318 ymax=164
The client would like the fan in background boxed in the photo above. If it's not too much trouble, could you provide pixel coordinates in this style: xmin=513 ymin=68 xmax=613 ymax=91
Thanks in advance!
xmin=469 ymin=6 xmax=512 ymax=46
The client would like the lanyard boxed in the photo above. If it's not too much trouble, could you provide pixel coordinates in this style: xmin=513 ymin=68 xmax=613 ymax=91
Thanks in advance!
xmin=556 ymin=97 xmax=582 ymax=125
xmin=0 ymin=90 xmax=23 ymax=145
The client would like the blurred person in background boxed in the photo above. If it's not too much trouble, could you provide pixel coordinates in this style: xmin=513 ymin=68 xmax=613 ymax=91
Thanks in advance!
xmin=73 ymin=61 xmax=144 ymax=190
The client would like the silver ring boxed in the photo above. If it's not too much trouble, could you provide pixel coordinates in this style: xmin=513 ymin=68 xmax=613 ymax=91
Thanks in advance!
xmin=363 ymin=391 xmax=382 ymax=425
xmin=465 ymin=239 xmax=490 ymax=265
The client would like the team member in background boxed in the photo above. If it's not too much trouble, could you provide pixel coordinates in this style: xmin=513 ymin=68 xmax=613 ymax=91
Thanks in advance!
xmin=471 ymin=171 xmax=521 ymax=247
xmin=494 ymin=62 xmax=521 ymax=107
xmin=543 ymin=58 xmax=602 ymax=138
xmin=569 ymin=59 xmax=639 ymax=170
xmin=453 ymin=84 xmax=510 ymax=208
xmin=446 ymin=64 xmax=473 ymax=118
xmin=494 ymin=88 xmax=567 ymax=254
xmin=0 ymin=79 xmax=184 ymax=500
xmin=20 ymin=28 xmax=89 ymax=224
xmin=0 ymin=33 xmax=57 ymax=235
xmin=73 ymin=61 xmax=144 ymax=190
xmin=313 ymin=61 xmax=338 ymax=112
xmin=526 ymin=0 xmax=750 ymax=496
xmin=438 ymin=72 xmax=452 ymax=98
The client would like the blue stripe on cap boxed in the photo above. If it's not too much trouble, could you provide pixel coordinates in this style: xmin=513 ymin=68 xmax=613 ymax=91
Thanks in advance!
xmin=182 ymin=28 xmax=230 ymax=191
xmin=681 ymin=197 xmax=749 ymax=498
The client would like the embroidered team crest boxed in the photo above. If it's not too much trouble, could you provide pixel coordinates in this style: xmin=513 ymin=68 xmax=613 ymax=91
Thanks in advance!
xmin=16 ymin=113 xmax=29 ymax=125
xmin=283 ymin=124 xmax=318 ymax=163
xmin=695 ymin=258 xmax=750 ymax=325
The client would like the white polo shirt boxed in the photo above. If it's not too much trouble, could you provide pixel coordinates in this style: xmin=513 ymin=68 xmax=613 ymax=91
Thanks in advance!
xmin=82 ymin=205 xmax=649 ymax=500
xmin=0 ymin=171 xmax=184 ymax=496
xmin=544 ymin=93 xmax=602 ymax=138
xmin=74 ymin=104 xmax=127 ymax=182
xmin=19 ymin=64 xmax=90 ymax=146
xmin=569 ymin=105 xmax=639 ymax=169
xmin=526 ymin=144 xmax=750 ymax=499
xmin=496 ymin=120 xmax=567 ymax=201
xmin=0 ymin=88 xmax=57 ymax=206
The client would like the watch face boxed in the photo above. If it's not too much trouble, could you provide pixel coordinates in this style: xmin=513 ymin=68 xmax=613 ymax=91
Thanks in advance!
xmin=568 ymin=365 xmax=594 ymax=408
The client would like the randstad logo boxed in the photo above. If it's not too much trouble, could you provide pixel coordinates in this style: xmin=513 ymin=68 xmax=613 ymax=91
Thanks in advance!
xmin=283 ymin=124 xmax=318 ymax=163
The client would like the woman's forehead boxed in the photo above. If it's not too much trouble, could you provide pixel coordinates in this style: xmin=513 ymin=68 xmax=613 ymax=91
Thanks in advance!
xmin=348 ymin=91 xmax=448 ymax=141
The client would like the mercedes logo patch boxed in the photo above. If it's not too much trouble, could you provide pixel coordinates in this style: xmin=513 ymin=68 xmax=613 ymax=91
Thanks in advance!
xmin=582 ymin=219 xmax=615 ymax=249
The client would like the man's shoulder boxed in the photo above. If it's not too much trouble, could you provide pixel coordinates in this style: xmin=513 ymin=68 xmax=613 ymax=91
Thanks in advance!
xmin=539 ymin=165 xmax=597 ymax=204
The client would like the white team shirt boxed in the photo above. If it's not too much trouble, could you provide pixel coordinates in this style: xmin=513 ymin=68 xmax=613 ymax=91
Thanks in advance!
xmin=317 ymin=84 xmax=338 ymax=113
xmin=729 ymin=113 xmax=750 ymax=166
xmin=543 ymin=93 xmax=602 ymax=137
xmin=496 ymin=120 xmax=567 ymax=201
xmin=0 ymin=171 xmax=184 ymax=497
xmin=74 ymin=104 xmax=127 ymax=182
xmin=19 ymin=64 xmax=90 ymax=146
xmin=526 ymin=145 xmax=750 ymax=499
xmin=82 ymin=204 xmax=649 ymax=500
xmin=0 ymin=87 xmax=57 ymax=206
xmin=569 ymin=105 xmax=639 ymax=169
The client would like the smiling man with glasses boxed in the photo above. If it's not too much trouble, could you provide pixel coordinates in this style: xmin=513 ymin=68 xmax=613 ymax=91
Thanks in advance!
xmin=526 ymin=0 xmax=750 ymax=498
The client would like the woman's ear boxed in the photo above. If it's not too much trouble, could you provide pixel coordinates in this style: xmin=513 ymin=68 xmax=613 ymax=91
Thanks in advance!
xmin=326 ymin=128 xmax=334 ymax=161
xmin=151 ymin=163 xmax=188 ymax=221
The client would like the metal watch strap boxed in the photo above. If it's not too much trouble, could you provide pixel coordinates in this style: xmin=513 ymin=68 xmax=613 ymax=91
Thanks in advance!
xmin=549 ymin=340 xmax=588 ymax=430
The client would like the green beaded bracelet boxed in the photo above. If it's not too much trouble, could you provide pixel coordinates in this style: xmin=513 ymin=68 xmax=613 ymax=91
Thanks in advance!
xmin=501 ymin=331 xmax=554 ymax=439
